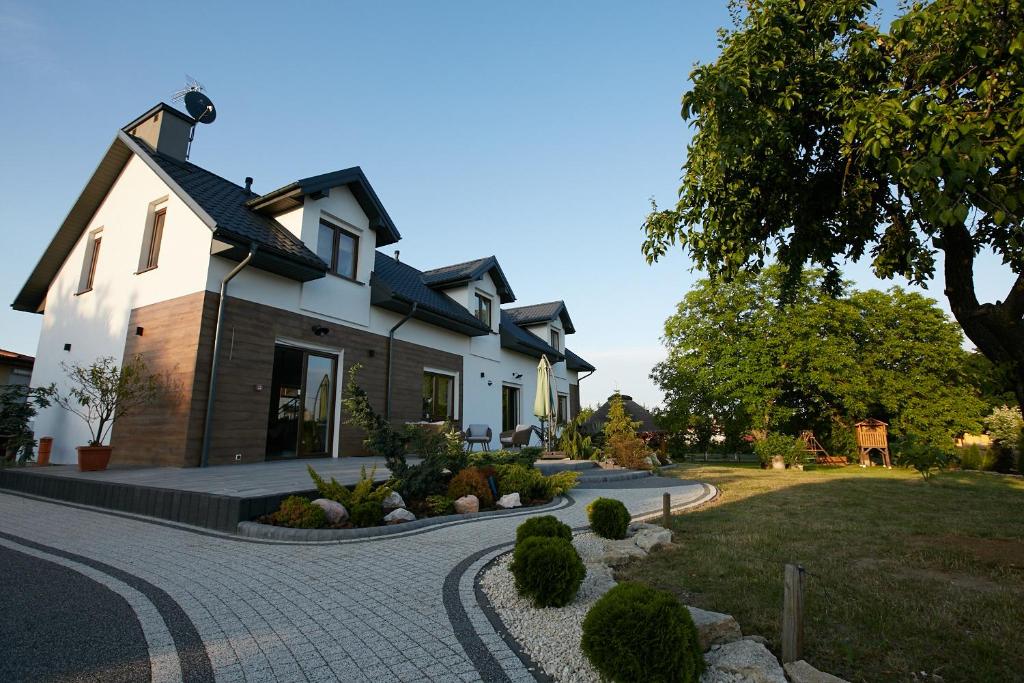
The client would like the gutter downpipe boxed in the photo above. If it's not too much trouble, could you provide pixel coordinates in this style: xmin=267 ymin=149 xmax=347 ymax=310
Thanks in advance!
xmin=385 ymin=301 xmax=418 ymax=420
xmin=200 ymin=243 xmax=258 ymax=467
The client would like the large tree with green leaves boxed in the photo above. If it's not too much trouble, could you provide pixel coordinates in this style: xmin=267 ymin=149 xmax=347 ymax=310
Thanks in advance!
xmin=654 ymin=267 xmax=985 ymax=450
xmin=642 ymin=0 xmax=1024 ymax=410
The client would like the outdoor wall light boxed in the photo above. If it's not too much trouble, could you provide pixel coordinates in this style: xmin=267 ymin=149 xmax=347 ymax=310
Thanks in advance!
xmin=63 ymin=343 xmax=71 ymax=352
xmin=487 ymin=380 xmax=493 ymax=386
xmin=312 ymin=325 xmax=330 ymax=336
xmin=135 ymin=326 xmax=144 ymax=336
xmin=512 ymin=372 xmax=523 ymax=379
xmin=480 ymin=372 xmax=485 ymax=378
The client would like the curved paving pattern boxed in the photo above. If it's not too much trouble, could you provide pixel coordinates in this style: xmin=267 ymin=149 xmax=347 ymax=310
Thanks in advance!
xmin=0 ymin=476 xmax=711 ymax=682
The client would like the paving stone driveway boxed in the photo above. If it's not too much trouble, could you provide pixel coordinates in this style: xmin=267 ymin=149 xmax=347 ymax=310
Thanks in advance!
xmin=0 ymin=476 xmax=713 ymax=683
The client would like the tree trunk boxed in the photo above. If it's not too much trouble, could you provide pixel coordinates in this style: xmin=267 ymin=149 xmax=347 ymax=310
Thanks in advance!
xmin=941 ymin=224 xmax=1024 ymax=413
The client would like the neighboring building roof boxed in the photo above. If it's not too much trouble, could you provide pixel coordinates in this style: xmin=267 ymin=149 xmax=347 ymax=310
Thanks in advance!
xmin=421 ymin=256 xmax=516 ymax=304
xmin=564 ymin=348 xmax=595 ymax=373
xmin=371 ymin=253 xmax=492 ymax=337
xmin=504 ymin=300 xmax=576 ymax=334
xmin=583 ymin=394 xmax=662 ymax=434
xmin=246 ymin=167 xmax=401 ymax=247
xmin=499 ymin=310 xmax=564 ymax=361
xmin=0 ymin=349 xmax=34 ymax=369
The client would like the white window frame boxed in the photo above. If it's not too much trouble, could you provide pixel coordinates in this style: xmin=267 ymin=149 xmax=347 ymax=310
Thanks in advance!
xmin=423 ymin=366 xmax=459 ymax=422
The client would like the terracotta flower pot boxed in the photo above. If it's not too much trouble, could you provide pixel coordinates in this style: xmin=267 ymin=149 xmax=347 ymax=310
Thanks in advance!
xmin=77 ymin=445 xmax=113 ymax=472
xmin=37 ymin=437 xmax=53 ymax=466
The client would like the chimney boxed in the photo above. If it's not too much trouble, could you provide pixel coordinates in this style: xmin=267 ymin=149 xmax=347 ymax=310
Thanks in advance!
xmin=244 ymin=177 xmax=254 ymax=193
xmin=123 ymin=104 xmax=194 ymax=162
xmin=394 ymin=250 xmax=400 ymax=262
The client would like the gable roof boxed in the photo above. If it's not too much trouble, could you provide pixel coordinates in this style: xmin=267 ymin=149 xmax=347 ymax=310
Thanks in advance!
xmin=421 ymin=256 xmax=516 ymax=303
xmin=499 ymin=310 xmax=564 ymax=361
xmin=371 ymin=253 xmax=491 ymax=337
xmin=246 ymin=167 xmax=401 ymax=247
xmin=12 ymin=127 xmax=329 ymax=313
xmin=564 ymin=348 xmax=595 ymax=373
xmin=504 ymin=300 xmax=576 ymax=334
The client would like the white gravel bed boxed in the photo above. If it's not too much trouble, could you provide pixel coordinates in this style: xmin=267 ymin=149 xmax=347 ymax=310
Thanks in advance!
xmin=479 ymin=532 xmax=612 ymax=683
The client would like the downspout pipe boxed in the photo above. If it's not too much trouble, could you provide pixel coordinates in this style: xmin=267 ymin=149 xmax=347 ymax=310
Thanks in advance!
xmin=385 ymin=301 xmax=418 ymax=420
xmin=200 ymin=243 xmax=258 ymax=467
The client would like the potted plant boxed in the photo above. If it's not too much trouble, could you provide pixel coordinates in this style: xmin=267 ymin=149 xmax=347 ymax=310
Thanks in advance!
xmin=53 ymin=355 xmax=161 ymax=471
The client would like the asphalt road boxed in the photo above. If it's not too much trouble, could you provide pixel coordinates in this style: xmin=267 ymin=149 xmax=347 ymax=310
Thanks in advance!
xmin=0 ymin=545 xmax=151 ymax=682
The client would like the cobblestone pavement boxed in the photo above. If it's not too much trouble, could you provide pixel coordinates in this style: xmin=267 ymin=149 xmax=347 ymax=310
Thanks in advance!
xmin=0 ymin=476 xmax=713 ymax=683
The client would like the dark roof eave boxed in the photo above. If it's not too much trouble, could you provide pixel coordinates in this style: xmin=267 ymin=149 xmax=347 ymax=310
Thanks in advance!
xmin=213 ymin=231 xmax=327 ymax=282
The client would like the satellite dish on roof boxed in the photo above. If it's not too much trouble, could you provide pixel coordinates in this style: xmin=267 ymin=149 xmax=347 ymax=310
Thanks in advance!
xmin=184 ymin=90 xmax=216 ymax=123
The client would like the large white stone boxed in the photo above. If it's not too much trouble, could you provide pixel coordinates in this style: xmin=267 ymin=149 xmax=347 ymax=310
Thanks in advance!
xmin=383 ymin=508 xmax=416 ymax=524
xmin=702 ymin=640 xmax=786 ymax=683
xmin=600 ymin=538 xmax=647 ymax=567
xmin=311 ymin=498 xmax=347 ymax=525
xmin=784 ymin=660 xmax=849 ymax=683
xmin=453 ymin=495 xmax=479 ymax=514
xmin=634 ymin=526 xmax=673 ymax=551
xmin=687 ymin=606 xmax=742 ymax=650
xmin=381 ymin=491 xmax=406 ymax=510
xmin=496 ymin=493 xmax=521 ymax=509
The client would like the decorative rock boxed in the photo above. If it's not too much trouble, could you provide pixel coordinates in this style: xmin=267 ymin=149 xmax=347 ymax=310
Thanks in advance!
xmin=311 ymin=498 xmax=347 ymax=524
xmin=381 ymin=491 xmax=406 ymax=510
xmin=496 ymin=492 xmax=522 ymax=509
xmin=634 ymin=526 xmax=673 ymax=551
xmin=453 ymin=494 xmax=479 ymax=514
xmin=600 ymin=538 xmax=647 ymax=566
xmin=687 ymin=606 xmax=742 ymax=650
xmin=383 ymin=508 xmax=416 ymax=524
xmin=743 ymin=635 xmax=769 ymax=646
xmin=784 ymin=660 xmax=849 ymax=683
xmin=703 ymin=639 xmax=786 ymax=683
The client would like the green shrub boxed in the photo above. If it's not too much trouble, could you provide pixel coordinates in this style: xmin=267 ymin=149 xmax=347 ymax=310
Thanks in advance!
xmin=896 ymin=435 xmax=950 ymax=480
xmin=754 ymin=432 xmax=805 ymax=467
xmin=350 ymin=501 xmax=382 ymax=527
xmin=425 ymin=495 xmax=455 ymax=516
xmin=581 ymin=582 xmax=703 ymax=683
xmin=494 ymin=463 xmax=540 ymax=498
xmin=957 ymin=445 xmax=997 ymax=471
xmin=266 ymin=496 xmax=327 ymax=529
xmin=308 ymin=464 xmax=392 ymax=507
xmin=588 ymin=497 xmax=630 ymax=539
xmin=509 ymin=536 xmax=585 ymax=607
xmin=544 ymin=470 xmax=580 ymax=496
xmin=447 ymin=466 xmax=495 ymax=507
xmin=469 ymin=448 xmax=537 ymax=469
xmin=516 ymin=515 xmax=572 ymax=545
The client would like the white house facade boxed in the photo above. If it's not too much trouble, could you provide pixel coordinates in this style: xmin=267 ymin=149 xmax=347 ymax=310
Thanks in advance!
xmin=14 ymin=103 xmax=595 ymax=467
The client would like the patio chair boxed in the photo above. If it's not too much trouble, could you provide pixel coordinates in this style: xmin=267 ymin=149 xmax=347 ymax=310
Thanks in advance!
xmin=464 ymin=424 xmax=492 ymax=452
xmin=499 ymin=423 xmax=534 ymax=449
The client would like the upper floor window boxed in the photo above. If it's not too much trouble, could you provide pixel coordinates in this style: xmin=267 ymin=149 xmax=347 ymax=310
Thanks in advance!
xmin=550 ymin=328 xmax=560 ymax=350
xmin=317 ymin=219 xmax=359 ymax=280
xmin=78 ymin=230 xmax=102 ymax=294
xmin=142 ymin=207 xmax=166 ymax=271
xmin=475 ymin=293 xmax=492 ymax=327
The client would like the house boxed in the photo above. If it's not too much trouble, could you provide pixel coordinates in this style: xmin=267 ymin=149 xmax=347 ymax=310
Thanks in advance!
xmin=13 ymin=102 xmax=595 ymax=466
xmin=583 ymin=393 xmax=662 ymax=436
xmin=0 ymin=349 xmax=34 ymax=390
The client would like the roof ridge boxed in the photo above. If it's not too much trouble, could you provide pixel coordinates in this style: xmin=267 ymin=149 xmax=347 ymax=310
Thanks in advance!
xmin=421 ymin=255 xmax=493 ymax=274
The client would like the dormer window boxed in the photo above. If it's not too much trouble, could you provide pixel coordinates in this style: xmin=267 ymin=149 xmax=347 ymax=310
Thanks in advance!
xmin=550 ymin=328 xmax=560 ymax=350
xmin=475 ymin=293 xmax=492 ymax=327
xmin=318 ymin=219 xmax=359 ymax=280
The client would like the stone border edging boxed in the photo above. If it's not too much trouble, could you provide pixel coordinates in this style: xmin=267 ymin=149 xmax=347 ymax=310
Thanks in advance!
xmin=236 ymin=495 xmax=566 ymax=541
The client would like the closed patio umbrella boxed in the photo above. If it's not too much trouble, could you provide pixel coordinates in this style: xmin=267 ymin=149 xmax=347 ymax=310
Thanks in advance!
xmin=533 ymin=355 xmax=558 ymax=451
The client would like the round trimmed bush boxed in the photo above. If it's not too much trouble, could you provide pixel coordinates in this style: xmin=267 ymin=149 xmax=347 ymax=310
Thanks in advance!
xmin=588 ymin=497 xmax=630 ymax=539
xmin=447 ymin=466 xmax=495 ymax=507
xmin=515 ymin=515 xmax=572 ymax=545
xmin=350 ymin=501 xmax=382 ymax=527
xmin=509 ymin=536 xmax=585 ymax=607
xmin=581 ymin=582 xmax=703 ymax=683
xmin=268 ymin=496 xmax=327 ymax=529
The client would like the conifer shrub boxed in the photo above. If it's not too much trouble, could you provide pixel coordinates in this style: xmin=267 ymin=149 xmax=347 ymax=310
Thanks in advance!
xmin=515 ymin=515 xmax=572 ymax=545
xmin=581 ymin=582 xmax=703 ymax=683
xmin=266 ymin=496 xmax=327 ymax=529
xmin=509 ymin=536 xmax=585 ymax=607
xmin=447 ymin=466 xmax=495 ymax=507
xmin=587 ymin=497 xmax=630 ymax=539
xmin=350 ymin=501 xmax=383 ymax=527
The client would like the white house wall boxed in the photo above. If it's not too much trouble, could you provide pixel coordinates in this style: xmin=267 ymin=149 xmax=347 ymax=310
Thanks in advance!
xmin=31 ymin=154 xmax=214 ymax=463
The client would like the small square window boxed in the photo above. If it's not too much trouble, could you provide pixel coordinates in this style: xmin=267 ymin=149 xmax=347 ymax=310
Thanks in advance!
xmin=475 ymin=294 xmax=492 ymax=327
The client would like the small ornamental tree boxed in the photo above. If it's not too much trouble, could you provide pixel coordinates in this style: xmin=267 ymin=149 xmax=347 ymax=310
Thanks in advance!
xmin=603 ymin=393 xmax=648 ymax=467
xmin=984 ymin=405 xmax=1023 ymax=448
xmin=52 ymin=355 xmax=161 ymax=446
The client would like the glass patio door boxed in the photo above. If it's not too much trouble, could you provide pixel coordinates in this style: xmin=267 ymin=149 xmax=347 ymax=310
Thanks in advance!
xmin=266 ymin=345 xmax=336 ymax=459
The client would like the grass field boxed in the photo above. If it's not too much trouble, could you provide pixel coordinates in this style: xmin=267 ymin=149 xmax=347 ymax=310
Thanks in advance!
xmin=618 ymin=464 xmax=1024 ymax=682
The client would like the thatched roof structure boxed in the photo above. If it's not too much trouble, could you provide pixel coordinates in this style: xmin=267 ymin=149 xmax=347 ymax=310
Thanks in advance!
xmin=583 ymin=394 xmax=663 ymax=435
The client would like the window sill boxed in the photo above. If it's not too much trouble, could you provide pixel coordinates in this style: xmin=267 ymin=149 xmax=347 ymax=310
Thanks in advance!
xmin=326 ymin=271 xmax=364 ymax=285
xmin=74 ymin=288 xmax=93 ymax=296
xmin=135 ymin=265 xmax=159 ymax=275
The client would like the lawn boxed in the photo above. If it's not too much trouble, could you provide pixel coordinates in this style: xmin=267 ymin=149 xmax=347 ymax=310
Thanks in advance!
xmin=619 ymin=464 xmax=1024 ymax=682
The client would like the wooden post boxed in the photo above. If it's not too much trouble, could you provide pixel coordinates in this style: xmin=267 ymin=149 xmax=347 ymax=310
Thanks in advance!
xmin=662 ymin=492 xmax=671 ymax=528
xmin=782 ymin=563 xmax=806 ymax=663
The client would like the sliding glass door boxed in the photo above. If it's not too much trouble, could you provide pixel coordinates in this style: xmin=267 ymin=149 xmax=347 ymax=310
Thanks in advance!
xmin=266 ymin=345 xmax=337 ymax=459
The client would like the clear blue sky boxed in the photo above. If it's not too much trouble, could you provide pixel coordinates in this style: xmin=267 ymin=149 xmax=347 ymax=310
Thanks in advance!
xmin=0 ymin=0 xmax=1014 ymax=409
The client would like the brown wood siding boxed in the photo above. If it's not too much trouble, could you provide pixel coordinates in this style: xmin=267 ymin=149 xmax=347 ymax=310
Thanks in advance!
xmin=115 ymin=291 xmax=464 ymax=466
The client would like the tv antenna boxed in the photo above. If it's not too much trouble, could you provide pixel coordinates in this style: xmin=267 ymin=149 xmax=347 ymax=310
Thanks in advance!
xmin=172 ymin=76 xmax=217 ymax=159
